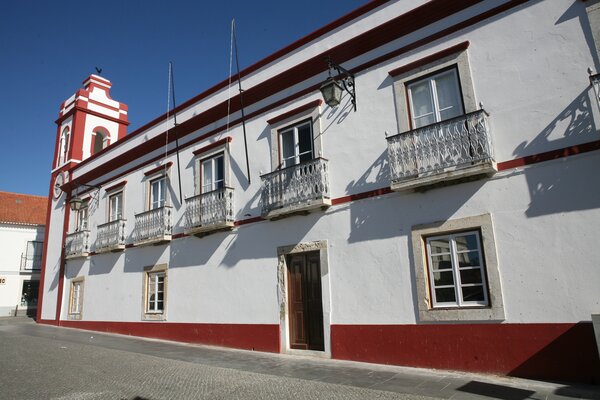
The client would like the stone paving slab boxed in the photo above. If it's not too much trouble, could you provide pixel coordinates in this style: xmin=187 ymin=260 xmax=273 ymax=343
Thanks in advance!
xmin=0 ymin=317 xmax=599 ymax=400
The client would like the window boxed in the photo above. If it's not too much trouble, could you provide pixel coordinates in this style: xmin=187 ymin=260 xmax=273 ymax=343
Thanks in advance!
xmin=390 ymin=42 xmax=477 ymax=134
xmin=68 ymin=277 xmax=84 ymax=320
xmin=109 ymin=191 xmax=123 ymax=221
xmin=58 ymin=127 xmax=70 ymax=165
xmin=150 ymin=176 xmax=166 ymax=209
xmin=201 ymin=154 xmax=224 ymax=193
xmin=407 ymin=68 xmax=464 ymax=129
xmin=411 ymin=214 xmax=504 ymax=322
xmin=23 ymin=241 xmax=43 ymax=270
xmin=143 ymin=264 xmax=167 ymax=321
xmin=279 ymin=119 xmax=314 ymax=168
xmin=76 ymin=204 xmax=89 ymax=231
xmin=425 ymin=231 xmax=488 ymax=308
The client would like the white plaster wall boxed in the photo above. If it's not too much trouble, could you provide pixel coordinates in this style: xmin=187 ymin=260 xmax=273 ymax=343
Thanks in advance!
xmin=0 ymin=224 xmax=44 ymax=315
xmin=45 ymin=0 xmax=600 ymax=325
xmin=40 ymin=195 xmax=66 ymax=320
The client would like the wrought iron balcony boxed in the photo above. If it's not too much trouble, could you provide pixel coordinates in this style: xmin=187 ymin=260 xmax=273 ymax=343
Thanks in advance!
xmin=387 ymin=110 xmax=496 ymax=191
xmin=96 ymin=219 xmax=127 ymax=253
xmin=260 ymin=158 xmax=331 ymax=219
xmin=184 ymin=187 xmax=235 ymax=235
xmin=20 ymin=254 xmax=42 ymax=271
xmin=133 ymin=206 xmax=172 ymax=246
xmin=65 ymin=230 xmax=90 ymax=259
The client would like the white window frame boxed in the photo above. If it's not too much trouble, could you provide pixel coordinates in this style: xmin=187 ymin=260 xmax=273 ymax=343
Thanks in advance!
xmin=411 ymin=214 xmax=504 ymax=322
xmin=392 ymin=46 xmax=477 ymax=134
xmin=142 ymin=264 xmax=167 ymax=321
xmin=148 ymin=175 xmax=167 ymax=210
xmin=75 ymin=203 xmax=89 ymax=231
xmin=108 ymin=190 xmax=124 ymax=221
xmin=425 ymin=230 xmax=489 ymax=308
xmin=268 ymin=103 xmax=322 ymax=171
xmin=68 ymin=277 xmax=84 ymax=320
xmin=406 ymin=67 xmax=464 ymax=129
xmin=278 ymin=119 xmax=314 ymax=169
xmin=200 ymin=153 xmax=225 ymax=193
xmin=92 ymin=130 xmax=109 ymax=155
xmin=192 ymin=140 xmax=231 ymax=196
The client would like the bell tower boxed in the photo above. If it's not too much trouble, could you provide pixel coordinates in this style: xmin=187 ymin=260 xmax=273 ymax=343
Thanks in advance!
xmin=38 ymin=75 xmax=128 ymax=323
xmin=53 ymin=74 xmax=129 ymax=170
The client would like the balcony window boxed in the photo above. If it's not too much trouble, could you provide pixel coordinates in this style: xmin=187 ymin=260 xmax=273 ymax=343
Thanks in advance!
xmin=262 ymin=102 xmax=330 ymax=219
xmin=201 ymin=154 xmax=225 ymax=193
xmin=76 ymin=203 xmax=88 ymax=231
xmin=21 ymin=241 xmax=43 ymax=271
xmin=150 ymin=176 xmax=166 ymax=210
xmin=109 ymin=191 xmax=123 ymax=221
xmin=407 ymin=68 xmax=464 ymax=129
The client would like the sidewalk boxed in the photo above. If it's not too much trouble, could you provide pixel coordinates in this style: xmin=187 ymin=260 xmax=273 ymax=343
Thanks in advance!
xmin=1 ymin=317 xmax=599 ymax=399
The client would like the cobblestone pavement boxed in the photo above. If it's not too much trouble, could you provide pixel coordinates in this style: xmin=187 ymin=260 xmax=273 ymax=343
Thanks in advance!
xmin=0 ymin=318 xmax=598 ymax=400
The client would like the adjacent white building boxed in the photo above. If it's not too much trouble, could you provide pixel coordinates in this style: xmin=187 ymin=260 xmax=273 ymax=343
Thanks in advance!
xmin=0 ymin=191 xmax=46 ymax=317
xmin=39 ymin=0 xmax=600 ymax=384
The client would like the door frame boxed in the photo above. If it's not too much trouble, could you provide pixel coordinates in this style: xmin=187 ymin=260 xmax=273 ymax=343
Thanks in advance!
xmin=277 ymin=240 xmax=331 ymax=357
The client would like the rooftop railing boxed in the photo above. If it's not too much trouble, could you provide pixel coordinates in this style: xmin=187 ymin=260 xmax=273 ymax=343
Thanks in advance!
xmin=260 ymin=157 xmax=330 ymax=218
xmin=184 ymin=187 xmax=235 ymax=234
xmin=65 ymin=230 xmax=90 ymax=259
xmin=133 ymin=206 xmax=172 ymax=246
xmin=96 ymin=219 xmax=127 ymax=252
xmin=386 ymin=110 xmax=495 ymax=190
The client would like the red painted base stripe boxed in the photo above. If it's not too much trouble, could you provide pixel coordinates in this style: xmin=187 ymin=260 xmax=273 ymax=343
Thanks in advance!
xmin=59 ymin=321 xmax=280 ymax=353
xmin=497 ymin=140 xmax=600 ymax=170
xmin=331 ymin=323 xmax=600 ymax=384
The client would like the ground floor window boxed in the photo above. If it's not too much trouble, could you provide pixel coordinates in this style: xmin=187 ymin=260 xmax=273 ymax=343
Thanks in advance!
xmin=411 ymin=214 xmax=504 ymax=322
xmin=143 ymin=264 xmax=167 ymax=321
xmin=68 ymin=277 xmax=84 ymax=320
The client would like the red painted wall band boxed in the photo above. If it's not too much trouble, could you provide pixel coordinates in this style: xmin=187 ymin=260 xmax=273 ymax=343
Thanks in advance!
xmin=60 ymin=320 xmax=280 ymax=353
xmin=192 ymin=137 xmax=232 ymax=156
xmin=388 ymin=41 xmax=470 ymax=77
xmin=331 ymin=323 xmax=600 ymax=384
xmin=497 ymin=140 xmax=600 ymax=170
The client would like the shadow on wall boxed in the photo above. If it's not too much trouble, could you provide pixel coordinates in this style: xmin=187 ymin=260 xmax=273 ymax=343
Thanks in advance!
xmin=512 ymin=89 xmax=600 ymax=218
xmin=508 ymin=322 xmax=600 ymax=385
xmin=556 ymin=1 xmax=600 ymax=71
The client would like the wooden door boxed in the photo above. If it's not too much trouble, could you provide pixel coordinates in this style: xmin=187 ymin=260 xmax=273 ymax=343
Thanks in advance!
xmin=287 ymin=251 xmax=324 ymax=351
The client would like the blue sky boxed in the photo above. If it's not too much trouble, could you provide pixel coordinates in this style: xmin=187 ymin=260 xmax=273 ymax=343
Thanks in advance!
xmin=0 ymin=0 xmax=367 ymax=196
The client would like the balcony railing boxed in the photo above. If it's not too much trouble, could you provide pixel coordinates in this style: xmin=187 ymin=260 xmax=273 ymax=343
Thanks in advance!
xmin=184 ymin=187 xmax=235 ymax=235
xmin=96 ymin=219 xmax=127 ymax=252
xmin=260 ymin=158 xmax=331 ymax=219
xmin=20 ymin=254 xmax=42 ymax=271
xmin=65 ymin=230 xmax=90 ymax=259
xmin=387 ymin=110 xmax=496 ymax=190
xmin=133 ymin=206 xmax=172 ymax=246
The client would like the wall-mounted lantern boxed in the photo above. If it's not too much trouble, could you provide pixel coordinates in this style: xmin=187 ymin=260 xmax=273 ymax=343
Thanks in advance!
xmin=320 ymin=56 xmax=356 ymax=111
xmin=69 ymin=183 xmax=100 ymax=211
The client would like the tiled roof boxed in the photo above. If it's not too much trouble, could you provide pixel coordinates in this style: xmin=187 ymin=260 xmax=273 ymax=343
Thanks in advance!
xmin=0 ymin=191 xmax=48 ymax=226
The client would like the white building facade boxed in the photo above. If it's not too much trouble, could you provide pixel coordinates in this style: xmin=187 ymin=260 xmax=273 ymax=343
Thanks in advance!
xmin=0 ymin=192 xmax=46 ymax=317
xmin=39 ymin=0 xmax=600 ymax=383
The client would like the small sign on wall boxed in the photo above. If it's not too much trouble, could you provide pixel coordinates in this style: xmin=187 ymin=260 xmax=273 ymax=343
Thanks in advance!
xmin=0 ymin=277 xmax=6 ymax=285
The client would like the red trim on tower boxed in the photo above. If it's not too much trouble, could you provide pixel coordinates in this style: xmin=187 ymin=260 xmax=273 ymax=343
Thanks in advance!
xmin=331 ymin=323 xmax=600 ymax=384
xmin=87 ymin=98 xmax=121 ymax=113
xmin=60 ymin=320 xmax=280 ymax=353
xmin=266 ymin=100 xmax=323 ymax=125
xmin=388 ymin=41 xmax=470 ymax=77
xmin=192 ymin=137 xmax=233 ymax=156
xmin=104 ymin=180 xmax=127 ymax=192
xmin=143 ymin=162 xmax=173 ymax=177
xmin=54 ymin=191 xmax=72 ymax=323
xmin=69 ymin=111 xmax=86 ymax=162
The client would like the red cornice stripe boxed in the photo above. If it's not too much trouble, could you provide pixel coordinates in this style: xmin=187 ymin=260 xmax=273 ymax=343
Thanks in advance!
xmin=104 ymin=180 xmax=127 ymax=192
xmin=388 ymin=41 xmax=470 ymax=77
xmin=70 ymin=0 xmax=483 ymax=175
xmin=144 ymin=162 xmax=173 ymax=177
xmin=267 ymin=100 xmax=323 ymax=125
xmin=192 ymin=137 xmax=232 ymax=156
xmin=497 ymin=140 xmax=600 ymax=171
